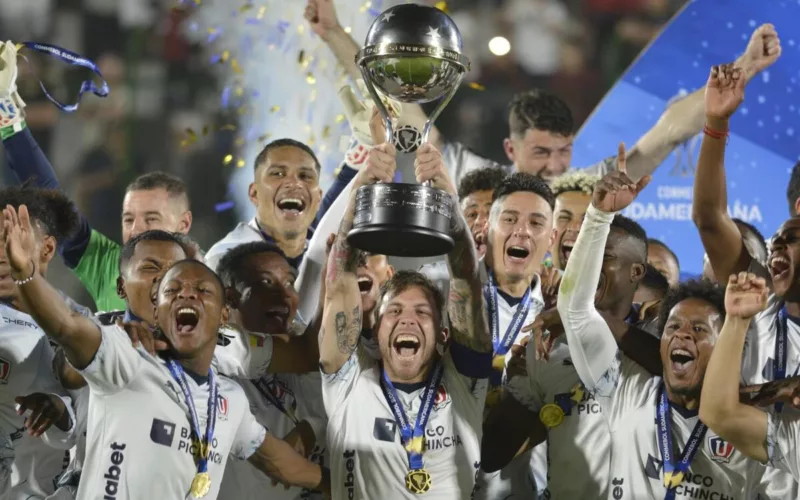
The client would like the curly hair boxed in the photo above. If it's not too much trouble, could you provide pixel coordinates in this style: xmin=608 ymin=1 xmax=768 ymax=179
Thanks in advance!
xmin=655 ymin=280 xmax=726 ymax=335
xmin=217 ymin=241 xmax=290 ymax=289
xmin=508 ymin=89 xmax=574 ymax=139
xmin=492 ymin=172 xmax=556 ymax=210
xmin=0 ymin=186 xmax=79 ymax=243
xmin=119 ymin=230 xmax=200 ymax=275
xmin=550 ymin=171 xmax=599 ymax=198
xmin=457 ymin=166 xmax=508 ymax=201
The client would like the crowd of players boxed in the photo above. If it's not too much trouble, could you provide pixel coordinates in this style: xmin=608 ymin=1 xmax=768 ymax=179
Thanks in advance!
xmin=0 ymin=2 xmax=795 ymax=499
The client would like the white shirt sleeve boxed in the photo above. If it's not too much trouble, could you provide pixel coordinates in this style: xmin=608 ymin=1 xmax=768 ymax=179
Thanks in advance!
xmin=231 ymin=405 xmax=269 ymax=460
xmin=213 ymin=326 xmax=274 ymax=379
xmin=557 ymin=204 xmax=622 ymax=396
xmin=767 ymin=411 xmax=800 ymax=478
xmin=321 ymin=352 xmax=369 ymax=417
xmin=78 ymin=324 xmax=143 ymax=394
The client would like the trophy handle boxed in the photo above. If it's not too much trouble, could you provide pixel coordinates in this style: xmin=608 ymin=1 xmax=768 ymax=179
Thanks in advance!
xmin=358 ymin=65 xmax=394 ymax=146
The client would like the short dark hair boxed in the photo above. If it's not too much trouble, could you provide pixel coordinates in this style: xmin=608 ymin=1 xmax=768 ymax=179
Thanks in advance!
xmin=787 ymin=160 xmax=800 ymax=215
xmin=0 ymin=186 xmax=80 ymax=243
xmin=647 ymin=238 xmax=680 ymax=269
xmin=457 ymin=167 xmax=507 ymax=201
xmin=217 ymin=241 xmax=291 ymax=289
xmin=161 ymin=259 xmax=225 ymax=296
xmin=641 ymin=263 xmax=670 ymax=295
xmin=492 ymin=172 xmax=556 ymax=210
xmin=254 ymin=138 xmax=321 ymax=173
xmin=656 ymin=279 xmax=726 ymax=335
xmin=126 ymin=171 xmax=188 ymax=201
xmin=732 ymin=218 xmax=768 ymax=261
xmin=119 ymin=230 xmax=198 ymax=275
xmin=376 ymin=270 xmax=446 ymax=326
xmin=508 ymin=89 xmax=574 ymax=139
xmin=611 ymin=215 xmax=648 ymax=262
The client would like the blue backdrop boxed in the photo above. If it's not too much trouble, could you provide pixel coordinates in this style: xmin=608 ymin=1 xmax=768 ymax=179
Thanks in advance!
xmin=572 ymin=0 xmax=800 ymax=276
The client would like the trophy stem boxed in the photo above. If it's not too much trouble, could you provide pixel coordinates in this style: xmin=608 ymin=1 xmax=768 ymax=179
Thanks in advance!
xmin=420 ymin=70 xmax=466 ymax=144
xmin=358 ymin=65 xmax=394 ymax=145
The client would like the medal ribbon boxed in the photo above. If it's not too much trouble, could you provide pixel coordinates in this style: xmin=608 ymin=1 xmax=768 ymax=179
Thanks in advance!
xmin=484 ymin=269 xmax=532 ymax=356
xmin=166 ymin=361 xmax=218 ymax=493
xmin=379 ymin=361 xmax=444 ymax=471
xmin=656 ymin=384 xmax=707 ymax=500
xmin=774 ymin=306 xmax=789 ymax=413
xmin=16 ymin=42 xmax=109 ymax=112
xmin=251 ymin=377 xmax=298 ymax=424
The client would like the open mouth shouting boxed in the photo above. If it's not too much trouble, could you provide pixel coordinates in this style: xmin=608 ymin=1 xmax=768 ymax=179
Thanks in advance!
xmin=560 ymin=240 xmax=574 ymax=265
xmin=393 ymin=334 xmax=421 ymax=359
xmin=261 ymin=302 xmax=291 ymax=333
xmin=276 ymin=195 xmax=307 ymax=219
xmin=669 ymin=346 xmax=696 ymax=377
xmin=357 ymin=275 xmax=374 ymax=295
xmin=174 ymin=306 xmax=200 ymax=334
xmin=506 ymin=245 xmax=531 ymax=264
xmin=769 ymin=253 xmax=791 ymax=282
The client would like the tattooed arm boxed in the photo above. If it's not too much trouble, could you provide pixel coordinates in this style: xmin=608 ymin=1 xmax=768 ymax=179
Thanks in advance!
xmin=318 ymin=189 xmax=363 ymax=374
xmin=446 ymin=200 xmax=491 ymax=353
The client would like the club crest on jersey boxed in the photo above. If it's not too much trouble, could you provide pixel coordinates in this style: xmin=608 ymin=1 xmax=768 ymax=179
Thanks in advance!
xmin=217 ymin=395 xmax=229 ymax=421
xmin=708 ymin=436 xmax=734 ymax=463
xmin=0 ymin=356 xmax=11 ymax=383
xmin=427 ymin=383 xmax=450 ymax=411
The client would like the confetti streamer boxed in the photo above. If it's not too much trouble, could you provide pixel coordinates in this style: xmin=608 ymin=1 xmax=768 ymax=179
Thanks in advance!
xmin=467 ymin=82 xmax=486 ymax=91
xmin=215 ymin=201 xmax=236 ymax=212
xmin=223 ymin=154 xmax=234 ymax=165
xmin=434 ymin=2 xmax=447 ymax=13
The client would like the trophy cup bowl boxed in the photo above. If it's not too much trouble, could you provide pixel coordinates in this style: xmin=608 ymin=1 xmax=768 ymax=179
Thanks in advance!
xmin=346 ymin=4 xmax=470 ymax=258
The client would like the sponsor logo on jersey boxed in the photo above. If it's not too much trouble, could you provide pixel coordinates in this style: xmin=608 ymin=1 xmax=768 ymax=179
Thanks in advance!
xmin=150 ymin=418 xmax=176 ymax=447
xmin=3 ymin=315 xmax=40 ymax=330
xmin=218 ymin=394 xmax=229 ymax=421
xmin=424 ymin=425 xmax=463 ymax=450
xmin=373 ymin=417 xmax=397 ymax=443
xmin=708 ymin=436 xmax=734 ymax=463
xmin=343 ymin=449 xmax=356 ymax=499
xmin=178 ymin=427 xmax=222 ymax=464
xmin=0 ymin=356 xmax=11 ymax=383
xmin=103 ymin=442 xmax=126 ymax=499
xmin=644 ymin=454 xmax=722 ymax=496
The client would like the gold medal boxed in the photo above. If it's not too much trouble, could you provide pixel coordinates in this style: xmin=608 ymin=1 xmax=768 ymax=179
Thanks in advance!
xmin=404 ymin=436 xmax=425 ymax=455
xmin=663 ymin=471 xmax=684 ymax=489
xmin=492 ymin=354 xmax=506 ymax=372
xmin=485 ymin=387 xmax=503 ymax=408
xmin=539 ymin=403 xmax=564 ymax=428
xmin=405 ymin=469 xmax=432 ymax=494
xmin=190 ymin=472 xmax=211 ymax=498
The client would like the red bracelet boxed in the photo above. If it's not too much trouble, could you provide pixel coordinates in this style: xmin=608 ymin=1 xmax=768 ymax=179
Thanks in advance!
xmin=703 ymin=125 xmax=728 ymax=140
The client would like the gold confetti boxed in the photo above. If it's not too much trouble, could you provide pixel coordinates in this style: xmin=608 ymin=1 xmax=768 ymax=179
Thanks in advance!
xmin=468 ymin=82 xmax=486 ymax=91
xmin=257 ymin=6 xmax=266 ymax=19
xmin=231 ymin=59 xmax=242 ymax=74
xmin=434 ymin=1 xmax=448 ymax=12
xmin=304 ymin=125 xmax=312 ymax=133
xmin=220 ymin=124 xmax=237 ymax=131
xmin=306 ymin=73 xmax=316 ymax=85
xmin=239 ymin=3 xmax=253 ymax=12
xmin=308 ymin=133 xmax=316 ymax=145
xmin=270 ymin=105 xmax=281 ymax=113
xmin=236 ymin=159 xmax=246 ymax=168
xmin=223 ymin=154 xmax=234 ymax=165
xmin=185 ymin=128 xmax=198 ymax=141
xmin=235 ymin=87 xmax=244 ymax=97
xmin=322 ymin=126 xmax=331 ymax=139
xmin=237 ymin=106 xmax=249 ymax=116
xmin=193 ymin=0 xmax=201 ymax=5
xmin=309 ymin=89 xmax=318 ymax=102
xmin=221 ymin=50 xmax=230 ymax=62
xmin=335 ymin=114 xmax=345 ymax=124
xmin=207 ymin=27 xmax=217 ymax=36
xmin=298 ymin=50 xmax=305 ymax=65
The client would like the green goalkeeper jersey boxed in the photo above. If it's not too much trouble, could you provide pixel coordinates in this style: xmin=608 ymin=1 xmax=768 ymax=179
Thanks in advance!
xmin=73 ymin=229 xmax=125 ymax=312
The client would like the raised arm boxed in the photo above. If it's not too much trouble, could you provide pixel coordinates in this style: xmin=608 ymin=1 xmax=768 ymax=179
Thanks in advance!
xmin=623 ymin=24 xmax=781 ymax=181
xmin=2 ymin=205 xmax=100 ymax=369
xmin=700 ymin=272 xmax=770 ymax=463
xmin=558 ymin=146 xmax=651 ymax=389
xmin=691 ymin=64 xmax=757 ymax=284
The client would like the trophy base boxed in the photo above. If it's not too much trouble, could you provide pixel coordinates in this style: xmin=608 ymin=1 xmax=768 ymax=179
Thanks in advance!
xmin=347 ymin=224 xmax=454 ymax=257
xmin=347 ymin=183 xmax=455 ymax=258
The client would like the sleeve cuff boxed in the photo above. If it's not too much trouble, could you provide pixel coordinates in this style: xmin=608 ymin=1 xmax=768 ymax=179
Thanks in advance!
xmin=585 ymin=203 xmax=617 ymax=224
xmin=40 ymin=394 xmax=76 ymax=450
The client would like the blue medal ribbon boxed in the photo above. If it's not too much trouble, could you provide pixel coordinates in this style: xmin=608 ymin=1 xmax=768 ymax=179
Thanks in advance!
xmin=251 ymin=377 xmax=298 ymax=424
xmin=379 ymin=362 xmax=444 ymax=471
xmin=656 ymin=384 xmax=707 ymax=500
xmin=166 ymin=361 xmax=218 ymax=487
xmin=17 ymin=42 xmax=109 ymax=112
xmin=484 ymin=269 xmax=532 ymax=356
xmin=774 ymin=306 xmax=789 ymax=413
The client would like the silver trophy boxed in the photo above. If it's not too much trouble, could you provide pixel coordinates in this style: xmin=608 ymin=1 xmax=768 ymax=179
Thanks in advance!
xmin=346 ymin=4 xmax=470 ymax=258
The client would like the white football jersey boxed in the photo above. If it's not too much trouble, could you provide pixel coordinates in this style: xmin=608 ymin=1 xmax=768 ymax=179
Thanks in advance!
xmin=76 ymin=324 xmax=267 ymax=500
xmin=219 ymin=372 xmax=326 ymax=500
xmin=504 ymin=335 xmax=610 ymax=499
xmin=0 ymin=303 xmax=72 ymax=497
xmin=323 ymin=349 xmax=488 ymax=499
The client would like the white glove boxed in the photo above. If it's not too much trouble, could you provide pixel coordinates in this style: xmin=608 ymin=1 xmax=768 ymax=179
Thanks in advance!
xmin=0 ymin=41 xmax=26 ymax=132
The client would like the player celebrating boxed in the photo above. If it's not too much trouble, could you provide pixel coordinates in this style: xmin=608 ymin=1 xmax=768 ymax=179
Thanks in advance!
xmin=2 ymin=204 xmax=329 ymax=499
xmin=320 ymin=134 xmax=491 ymax=498
xmin=558 ymin=161 xmax=768 ymax=498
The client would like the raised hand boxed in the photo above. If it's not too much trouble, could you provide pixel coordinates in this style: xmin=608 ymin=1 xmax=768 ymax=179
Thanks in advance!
xmin=3 ymin=204 xmax=36 ymax=280
xmin=15 ymin=393 xmax=69 ymax=437
xmin=591 ymin=144 xmax=651 ymax=213
xmin=740 ymin=24 xmax=782 ymax=77
xmin=540 ymin=267 xmax=561 ymax=310
xmin=724 ymin=272 xmax=769 ymax=319
xmin=704 ymin=64 xmax=745 ymax=121
xmin=415 ymin=143 xmax=456 ymax=195
xmin=520 ymin=308 xmax=563 ymax=361
xmin=354 ymin=137 xmax=397 ymax=190
xmin=304 ymin=0 xmax=340 ymax=40
xmin=741 ymin=377 xmax=800 ymax=408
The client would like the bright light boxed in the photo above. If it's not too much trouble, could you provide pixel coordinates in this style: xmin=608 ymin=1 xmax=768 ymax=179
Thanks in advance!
xmin=488 ymin=36 xmax=511 ymax=56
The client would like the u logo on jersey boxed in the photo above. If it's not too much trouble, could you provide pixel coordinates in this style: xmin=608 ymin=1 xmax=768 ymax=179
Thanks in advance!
xmin=428 ymin=383 xmax=450 ymax=411
xmin=217 ymin=395 xmax=229 ymax=421
xmin=0 ymin=357 xmax=11 ymax=384
xmin=708 ymin=436 xmax=734 ymax=463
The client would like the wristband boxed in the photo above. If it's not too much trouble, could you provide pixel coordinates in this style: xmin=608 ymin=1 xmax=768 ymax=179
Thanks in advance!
xmin=703 ymin=125 xmax=728 ymax=140
xmin=0 ymin=120 xmax=25 ymax=140
xmin=12 ymin=260 xmax=36 ymax=285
